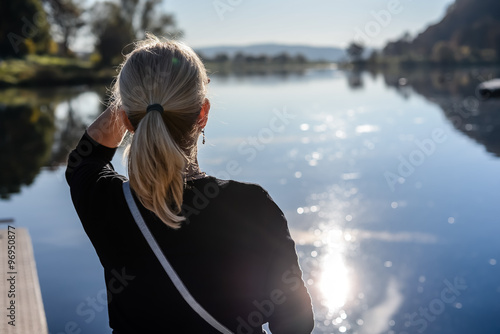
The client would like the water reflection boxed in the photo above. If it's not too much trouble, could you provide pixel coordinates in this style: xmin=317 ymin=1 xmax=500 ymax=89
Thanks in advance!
xmin=4 ymin=68 xmax=498 ymax=199
xmin=382 ymin=67 xmax=500 ymax=157
xmin=2 ymin=68 xmax=500 ymax=333
xmin=358 ymin=276 xmax=403 ymax=334
xmin=0 ymin=94 xmax=55 ymax=198
xmin=347 ymin=70 xmax=364 ymax=90
xmin=292 ymin=173 xmax=365 ymax=333
xmin=0 ymin=86 xmax=105 ymax=199
xmin=319 ymin=244 xmax=350 ymax=312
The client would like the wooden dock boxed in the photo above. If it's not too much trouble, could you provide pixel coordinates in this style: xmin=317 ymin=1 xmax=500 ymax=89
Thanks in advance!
xmin=0 ymin=228 xmax=48 ymax=334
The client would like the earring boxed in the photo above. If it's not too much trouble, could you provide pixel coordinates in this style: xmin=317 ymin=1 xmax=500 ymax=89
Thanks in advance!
xmin=202 ymin=129 xmax=205 ymax=145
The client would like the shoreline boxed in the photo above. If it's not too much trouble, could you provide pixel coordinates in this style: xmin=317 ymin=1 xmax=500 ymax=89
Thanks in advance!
xmin=0 ymin=56 xmax=334 ymax=88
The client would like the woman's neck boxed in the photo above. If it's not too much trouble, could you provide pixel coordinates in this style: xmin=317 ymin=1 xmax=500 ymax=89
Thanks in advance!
xmin=185 ymin=157 xmax=206 ymax=181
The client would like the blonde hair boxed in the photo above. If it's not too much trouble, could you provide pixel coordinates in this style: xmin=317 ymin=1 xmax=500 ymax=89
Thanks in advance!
xmin=112 ymin=34 xmax=209 ymax=229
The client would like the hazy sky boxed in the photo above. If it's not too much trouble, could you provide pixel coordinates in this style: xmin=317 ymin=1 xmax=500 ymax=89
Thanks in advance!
xmin=162 ymin=0 xmax=454 ymax=48
xmin=75 ymin=0 xmax=454 ymax=51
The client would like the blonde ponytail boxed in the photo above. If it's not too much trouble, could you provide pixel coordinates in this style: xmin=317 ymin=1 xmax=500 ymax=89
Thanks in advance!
xmin=113 ymin=34 xmax=209 ymax=229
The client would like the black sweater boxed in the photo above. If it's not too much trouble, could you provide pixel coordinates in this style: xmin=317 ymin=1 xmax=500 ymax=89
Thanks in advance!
xmin=66 ymin=132 xmax=314 ymax=334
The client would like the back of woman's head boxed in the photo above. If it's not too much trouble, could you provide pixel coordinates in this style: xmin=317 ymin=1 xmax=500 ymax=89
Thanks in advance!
xmin=112 ymin=34 xmax=209 ymax=229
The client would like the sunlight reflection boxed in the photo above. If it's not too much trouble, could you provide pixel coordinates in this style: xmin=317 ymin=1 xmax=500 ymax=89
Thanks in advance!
xmin=297 ymin=181 xmax=362 ymax=328
xmin=318 ymin=251 xmax=350 ymax=312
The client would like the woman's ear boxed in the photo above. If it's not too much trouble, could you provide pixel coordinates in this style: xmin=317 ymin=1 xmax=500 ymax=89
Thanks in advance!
xmin=197 ymin=98 xmax=210 ymax=128
xmin=120 ymin=109 xmax=135 ymax=133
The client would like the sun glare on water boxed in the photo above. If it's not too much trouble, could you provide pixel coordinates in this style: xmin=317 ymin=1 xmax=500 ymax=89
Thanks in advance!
xmin=318 ymin=251 xmax=350 ymax=312
xmin=316 ymin=227 xmax=352 ymax=314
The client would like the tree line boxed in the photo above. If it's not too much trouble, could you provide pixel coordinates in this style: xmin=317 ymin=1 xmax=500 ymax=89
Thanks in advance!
xmin=0 ymin=0 xmax=182 ymax=65
xmin=345 ymin=0 xmax=500 ymax=67
xmin=200 ymin=52 xmax=308 ymax=65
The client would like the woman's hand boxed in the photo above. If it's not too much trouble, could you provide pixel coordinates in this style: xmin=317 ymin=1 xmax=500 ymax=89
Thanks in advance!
xmin=87 ymin=105 xmax=129 ymax=148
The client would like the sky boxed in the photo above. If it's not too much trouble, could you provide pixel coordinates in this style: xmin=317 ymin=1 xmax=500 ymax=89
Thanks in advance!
xmin=75 ymin=0 xmax=455 ymax=51
xmin=162 ymin=0 xmax=454 ymax=48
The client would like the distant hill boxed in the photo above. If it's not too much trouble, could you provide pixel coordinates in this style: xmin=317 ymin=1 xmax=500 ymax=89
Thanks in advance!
xmin=194 ymin=44 xmax=347 ymax=62
xmin=384 ymin=0 xmax=500 ymax=62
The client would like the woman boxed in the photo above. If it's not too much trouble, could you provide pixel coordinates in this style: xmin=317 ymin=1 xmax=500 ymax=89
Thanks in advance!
xmin=66 ymin=34 xmax=314 ymax=333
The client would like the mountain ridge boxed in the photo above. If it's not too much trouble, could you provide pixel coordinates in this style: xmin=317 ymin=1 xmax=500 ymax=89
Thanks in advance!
xmin=384 ymin=0 xmax=500 ymax=60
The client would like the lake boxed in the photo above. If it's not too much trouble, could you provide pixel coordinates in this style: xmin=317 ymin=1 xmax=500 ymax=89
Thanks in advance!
xmin=1 ymin=66 xmax=500 ymax=334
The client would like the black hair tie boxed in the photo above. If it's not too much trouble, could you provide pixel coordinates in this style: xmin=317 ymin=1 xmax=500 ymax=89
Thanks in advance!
xmin=146 ymin=103 xmax=164 ymax=113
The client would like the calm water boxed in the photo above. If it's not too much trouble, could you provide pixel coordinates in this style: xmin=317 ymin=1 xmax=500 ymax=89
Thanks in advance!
xmin=1 ymin=67 xmax=500 ymax=334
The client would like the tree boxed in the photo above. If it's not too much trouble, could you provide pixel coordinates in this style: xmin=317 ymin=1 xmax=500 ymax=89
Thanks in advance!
xmin=431 ymin=41 xmax=456 ymax=64
xmin=0 ymin=0 xmax=53 ymax=57
xmin=213 ymin=53 xmax=229 ymax=63
xmin=91 ymin=0 xmax=183 ymax=66
xmin=383 ymin=39 xmax=411 ymax=57
xmin=91 ymin=2 xmax=133 ymax=66
xmin=401 ymin=31 xmax=412 ymax=43
xmin=42 ymin=0 xmax=85 ymax=56
xmin=272 ymin=53 xmax=291 ymax=64
xmin=233 ymin=52 xmax=245 ymax=63
xmin=367 ymin=50 xmax=379 ymax=65
xmin=346 ymin=42 xmax=364 ymax=62
xmin=294 ymin=54 xmax=307 ymax=64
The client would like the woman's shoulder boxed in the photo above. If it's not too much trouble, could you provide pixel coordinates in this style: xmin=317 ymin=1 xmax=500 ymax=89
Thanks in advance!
xmin=186 ymin=176 xmax=278 ymax=210
xmin=203 ymin=176 xmax=270 ymax=198
xmin=202 ymin=176 xmax=284 ymax=215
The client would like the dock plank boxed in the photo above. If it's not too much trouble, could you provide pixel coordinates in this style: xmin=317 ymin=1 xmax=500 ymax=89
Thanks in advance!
xmin=0 ymin=228 xmax=48 ymax=334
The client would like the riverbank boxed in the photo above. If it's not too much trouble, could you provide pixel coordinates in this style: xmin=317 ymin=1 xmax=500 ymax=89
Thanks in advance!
xmin=203 ymin=61 xmax=333 ymax=76
xmin=0 ymin=55 xmax=116 ymax=88
xmin=0 ymin=56 xmax=334 ymax=88
xmin=340 ymin=57 xmax=500 ymax=72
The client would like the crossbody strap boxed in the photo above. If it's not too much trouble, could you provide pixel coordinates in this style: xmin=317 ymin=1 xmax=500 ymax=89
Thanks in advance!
xmin=122 ymin=181 xmax=233 ymax=334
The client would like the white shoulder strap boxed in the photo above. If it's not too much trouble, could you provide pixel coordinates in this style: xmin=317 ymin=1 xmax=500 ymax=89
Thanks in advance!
xmin=122 ymin=181 xmax=233 ymax=334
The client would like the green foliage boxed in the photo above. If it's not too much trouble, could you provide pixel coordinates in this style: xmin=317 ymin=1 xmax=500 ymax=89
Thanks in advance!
xmin=91 ymin=2 xmax=133 ymax=67
xmin=431 ymin=42 xmax=456 ymax=64
xmin=42 ymin=0 xmax=85 ymax=56
xmin=91 ymin=0 xmax=183 ymax=66
xmin=0 ymin=0 xmax=53 ymax=58
xmin=0 ymin=55 xmax=114 ymax=87
xmin=346 ymin=42 xmax=364 ymax=61
xmin=201 ymin=52 xmax=324 ymax=76
xmin=202 ymin=52 xmax=311 ymax=66
xmin=381 ymin=0 xmax=500 ymax=65
xmin=0 ymin=58 xmax=37 ymax=85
